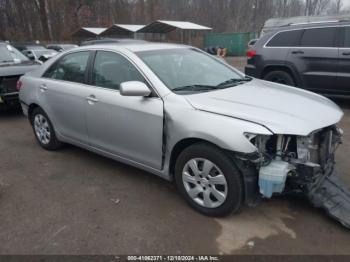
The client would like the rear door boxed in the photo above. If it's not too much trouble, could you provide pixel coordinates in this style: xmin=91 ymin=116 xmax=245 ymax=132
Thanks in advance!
xmin=287 ymin=27 xmax=339 ymax=93
xmin=39 ymin=51 xmax=93 ymax=144
xmin=337 ymin=26 xmax=350 ymax=95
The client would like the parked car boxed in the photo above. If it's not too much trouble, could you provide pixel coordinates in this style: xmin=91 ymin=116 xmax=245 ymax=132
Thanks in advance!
xmin=245 ymin=20 xmax=350 ymax=97
xmin=0 ymin=42 xmax=39 ymax=109
xmin=80 ymin=38 xmax=147 ymax=46
xmin=21 ymin=49 xmax=58 ymax=63
xmin=12 ymin=43 xmax=46 ymax=52
xmin=247 ymin=38 xmax=258 ymax=49
xmin=18 ymin=43 xmax=349 ymax=227
xmin=47 ymin=44 xmax=78 ymax=52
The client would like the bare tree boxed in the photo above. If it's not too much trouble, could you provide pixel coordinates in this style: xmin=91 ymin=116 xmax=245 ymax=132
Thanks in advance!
xmin=305 ymin=0 xmax=331 ymax=16
xmin=0 ymin=0 xmax=346 ymax=42
xmin=34 ymin=0 xmax=52 ymax=40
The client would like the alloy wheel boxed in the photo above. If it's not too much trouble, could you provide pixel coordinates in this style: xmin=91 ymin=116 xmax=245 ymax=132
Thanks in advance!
xmin=33 ymin=114 xmax=51 ymax=145
xmin=182 ymin=158 xmax=228 ymax=208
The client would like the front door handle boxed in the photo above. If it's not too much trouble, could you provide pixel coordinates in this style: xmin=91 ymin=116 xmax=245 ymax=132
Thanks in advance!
xmin=342 ymin=52 xmax=350 ymax=56
xmin=291 ymin=50 xmax=304 ymax=55
xmin=86 ymin=95 xmax=99 ymax=103
xmin=39 ymin=84 xmax=48 ymax=92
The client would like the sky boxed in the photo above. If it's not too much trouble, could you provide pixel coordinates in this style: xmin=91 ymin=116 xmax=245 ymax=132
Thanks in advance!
xmin=343 ymin=0 xmax=350 ymax=8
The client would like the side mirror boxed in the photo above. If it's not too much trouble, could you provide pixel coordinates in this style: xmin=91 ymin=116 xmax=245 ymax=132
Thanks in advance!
xmin=120 ymin=81 xmax=152 ymax=97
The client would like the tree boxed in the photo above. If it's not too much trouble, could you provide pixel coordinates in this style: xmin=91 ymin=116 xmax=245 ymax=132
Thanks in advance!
xmin=0 ymin=0 xmax=347 ymax=42
xmin=305 ymin=0 xmax=331 ymax=16
xmin=34 ymin=0 xmax=52 ymax=40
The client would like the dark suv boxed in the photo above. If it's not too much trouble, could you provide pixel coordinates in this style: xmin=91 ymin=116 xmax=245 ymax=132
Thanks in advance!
xmin=0 ymin=42 xmax=39 ymax=109
xmin=245 ymin=20 xmax=350 ymax=97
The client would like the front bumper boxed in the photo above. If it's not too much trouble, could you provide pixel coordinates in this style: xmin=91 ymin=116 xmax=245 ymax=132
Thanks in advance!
xmin=307 ymin=167 xmax=350 ymax=229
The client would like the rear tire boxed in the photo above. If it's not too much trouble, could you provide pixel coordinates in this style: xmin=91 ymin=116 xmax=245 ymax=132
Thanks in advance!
xmin=263 ymin=70 xmax=296 ymax=87
xmin=175 ymin=143 xmax=244 ymax=217
xmin=30 ymin=107 xmax=63 ymax=151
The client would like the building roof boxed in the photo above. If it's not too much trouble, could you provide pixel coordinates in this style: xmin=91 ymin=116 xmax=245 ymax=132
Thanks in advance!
xmin=72 ymin=27 xmax=107 ymax=38
xmin=114 ymin=24 xmax=145 ymax=32
xmin=138 ymin=20 xmax=212 ymax=33
xmin=100 ymin=24 xmax=145 ymax=36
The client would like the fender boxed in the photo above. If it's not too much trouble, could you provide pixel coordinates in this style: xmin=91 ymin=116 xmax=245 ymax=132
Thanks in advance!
xmin=262 ymin=61 xmax=303 ymax=88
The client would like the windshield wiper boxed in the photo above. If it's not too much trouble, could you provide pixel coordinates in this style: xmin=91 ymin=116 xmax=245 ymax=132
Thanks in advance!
xmin=172 ymin=85 xmax=219 ymax=92
xmin=217 ymin=76 xmax=252 ymax=88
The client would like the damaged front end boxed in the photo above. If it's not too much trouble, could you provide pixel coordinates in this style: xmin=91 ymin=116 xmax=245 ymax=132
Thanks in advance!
xmin=243 ymin=126 xmax=350 ymax=229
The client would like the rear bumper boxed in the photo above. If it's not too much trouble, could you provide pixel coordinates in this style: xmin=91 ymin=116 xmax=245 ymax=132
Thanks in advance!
xmin=20 ymin=101 xmax=29 ymax=117
xmin=244 ymin=65 xmax=259 ymax=78
xmin=0 ymin=92 xmax=20 ymax=109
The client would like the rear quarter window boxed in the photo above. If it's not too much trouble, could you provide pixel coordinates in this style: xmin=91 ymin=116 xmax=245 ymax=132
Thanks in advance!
xmin=343 ymin=27 xmax=350 ymax=47
xmin=300 ymin=27 xmax=338 ymax=47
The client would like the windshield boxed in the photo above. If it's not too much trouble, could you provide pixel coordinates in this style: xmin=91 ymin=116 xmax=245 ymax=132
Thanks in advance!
xmin=0 ymin=45 xmax=29 ymax=63
xmin=137 ymin=48 xmax=248 ymax=93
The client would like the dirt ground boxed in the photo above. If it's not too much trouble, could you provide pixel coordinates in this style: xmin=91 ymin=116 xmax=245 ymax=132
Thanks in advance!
xmin=0 ymin=58 xmax=349 ymax=255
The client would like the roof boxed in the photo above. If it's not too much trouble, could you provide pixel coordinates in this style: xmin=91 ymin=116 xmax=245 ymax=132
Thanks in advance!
xmin=263 ymin=14 xmax=350 ymax=33
xmin=264 ymin=20 xmax=350 ymax=36
xmin=138 ymin=20 xmax=212 ymax=33
xmin=80 ymin=38 xmax=147 ymax=46
xmin=75 ymin=42 xmax=187 ymax=53
xmin=72 ymin=27 xmax=107 ymax=38
xmin=100 ymin=24 xmax=145 ymax=36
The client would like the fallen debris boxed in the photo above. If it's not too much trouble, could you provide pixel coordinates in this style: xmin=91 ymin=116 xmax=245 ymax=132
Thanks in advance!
xmin=308 ymin=170 xmax=350 ymax=229
xmin=52 ymin=225 xmax=67 ymax=237
xmin=110 ymin=198 xmax=120 ymax=205
xmin=247 ymin=241 xmax=255 ymax=248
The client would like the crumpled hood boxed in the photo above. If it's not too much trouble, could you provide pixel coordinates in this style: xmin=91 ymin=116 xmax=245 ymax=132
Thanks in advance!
xmin=0 ymin=61 xmax=39 ymax=77
xmin=184 ymin=79 xmax=343 ymax=136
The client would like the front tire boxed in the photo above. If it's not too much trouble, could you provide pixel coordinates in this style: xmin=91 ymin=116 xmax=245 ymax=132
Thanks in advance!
xmin=30 ymin=107 xmax=63 ymax=151
xmin=175 ymin=143 xmax=244 ymax=217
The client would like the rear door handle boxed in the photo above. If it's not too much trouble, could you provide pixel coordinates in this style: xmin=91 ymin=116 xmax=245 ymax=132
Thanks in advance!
xmin=342 ymin=52 xmax=350 ymax=56
xmin=291 ymin=50 xmax=304 ymax=55
xmin=86 ymin=95 xmax=99 ymax=103
xmin=39 ymin=84 xmax=48 ymax=92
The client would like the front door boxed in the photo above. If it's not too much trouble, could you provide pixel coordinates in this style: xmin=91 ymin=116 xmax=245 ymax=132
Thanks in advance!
xmin=85 ymin=51 xmax=164 ymax=170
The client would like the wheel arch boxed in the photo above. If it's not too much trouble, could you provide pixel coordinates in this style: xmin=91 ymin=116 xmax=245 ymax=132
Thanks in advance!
xmin=262 ymin=64 xmax=300 ymax=86
xmin=169 ymin=138 xmax=222 ymax=178
xmin=28 ymin=103 xmax=41 ymax=121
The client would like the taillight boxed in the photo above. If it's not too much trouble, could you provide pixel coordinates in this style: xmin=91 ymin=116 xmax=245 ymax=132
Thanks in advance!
xmin=16 ymin=80 xmax=22 ymax=91
xmin=246 ymin=50 xmax=257 ymax=59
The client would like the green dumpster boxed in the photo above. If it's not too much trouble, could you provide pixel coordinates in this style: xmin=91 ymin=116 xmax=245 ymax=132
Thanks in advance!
xmin=204 ymin=32 xmax=258 ymax=56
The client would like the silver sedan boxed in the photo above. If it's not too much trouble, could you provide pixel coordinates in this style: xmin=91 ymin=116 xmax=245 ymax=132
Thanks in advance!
xmin=19 ymin=43 xmax=345 ymax=220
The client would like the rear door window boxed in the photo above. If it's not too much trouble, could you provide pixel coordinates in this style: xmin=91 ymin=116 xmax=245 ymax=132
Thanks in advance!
xmin=300 ymin=27 xmax=337 ymax=47
xmin=266 ymin=30 xmax=303 ymax=47
xmin=43 ymin=51 xmax=90 ymax=84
